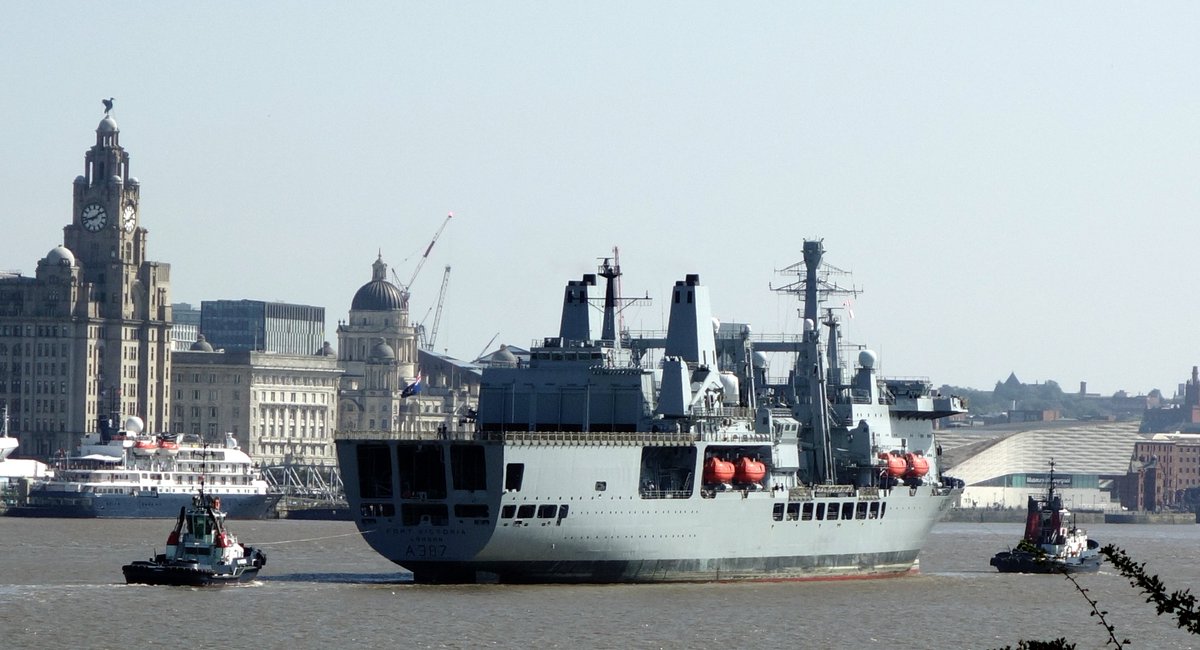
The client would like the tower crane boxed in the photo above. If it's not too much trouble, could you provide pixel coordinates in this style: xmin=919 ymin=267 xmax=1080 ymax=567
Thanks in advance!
xmin=391 ymin=212 xmax=454 ymax=300
xmin=427 ymin=265 xmax=451 ymax=349
xmin=418 ymin=265 xmax=451 ymax=350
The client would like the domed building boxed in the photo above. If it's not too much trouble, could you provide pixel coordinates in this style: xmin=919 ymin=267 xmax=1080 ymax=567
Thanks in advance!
xmin=0 ymin=112 xmax=172 ymax=458
xmin=336 ymin=254 xmax=480 ymax=435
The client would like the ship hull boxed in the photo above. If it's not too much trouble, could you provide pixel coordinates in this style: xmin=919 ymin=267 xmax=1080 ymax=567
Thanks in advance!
xmin=8 ymin=491 xmax=276 ymax=519
xmin=337 ymin=436 xmax=956 ymax=584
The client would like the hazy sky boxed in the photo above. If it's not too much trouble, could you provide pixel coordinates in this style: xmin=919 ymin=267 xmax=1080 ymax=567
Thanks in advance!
xmin=3 ymin=2 xmax=1197 ymax=396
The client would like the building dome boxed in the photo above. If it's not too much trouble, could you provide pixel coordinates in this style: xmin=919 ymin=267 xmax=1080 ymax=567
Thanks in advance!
xmin=351 ymin=254 xmax=407 ymax=311
xmin=315 ymin=341 xmax=335 ymax=356
xmin=369 ymin=338 xmax=395 ymax=360
xmin=352 ymin=280 xmax=406 ymax=311
xmin=45 ymin=245 xmax=76 ymax=267
xmin=98 ymin=116 xmax=119 ymax=133
xmin=190 ymin=334 xmax=214 ymax=352
xmin=74 ymin=175 xmax=87 ymax=185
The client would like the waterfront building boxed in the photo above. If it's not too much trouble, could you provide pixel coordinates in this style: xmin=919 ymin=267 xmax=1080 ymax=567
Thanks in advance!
xmin=940 ymin=421 xmax=1144 ymax=511
xmin=336 ymin=255 xmax=479 ymax=435
xmin=1122 ymin=433 xmax=1200 ymax=512
xmin=171 ymin=349 xmax=341 ymax=467
xmin=0 ymin=112 xmax=171 ymax=458
xmin=200 ymin=299 xmax=325 ymax=356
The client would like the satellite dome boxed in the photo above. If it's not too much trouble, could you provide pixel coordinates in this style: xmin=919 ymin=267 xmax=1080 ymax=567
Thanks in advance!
xmin=351 ymin=254 xmax=406 ymax=311
xmin=491 ymin=344 xmax=518 ymax=367
xmin=98 ymin=116 xmax=119 ymax=133
xmin=124 ymin=416 xmax=144 ymax=434
xmin=858 ymin=349 xmax=878 ymax=369
xmin=190 ymin=334 xmax=214 ymax=352
xmin=369 ymin=338 xmax=395 ymax=360
xmin=46 ymin=245 xmax=76 ymax=267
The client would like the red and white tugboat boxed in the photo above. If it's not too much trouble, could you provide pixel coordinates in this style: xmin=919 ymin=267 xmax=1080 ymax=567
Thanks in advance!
xmin=990 ymin=460 xmax=1101 ymax=574
xmin=122 ymin=492 xmax=267 ymax=586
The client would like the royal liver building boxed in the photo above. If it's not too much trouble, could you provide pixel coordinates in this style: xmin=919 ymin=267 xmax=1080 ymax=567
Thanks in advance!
xmin=0 ymin=109 xmax=172 ymax=457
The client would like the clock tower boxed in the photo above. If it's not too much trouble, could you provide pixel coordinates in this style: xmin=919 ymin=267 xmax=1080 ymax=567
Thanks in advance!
xmin=58 ymin=112 xmax=172 ymax=436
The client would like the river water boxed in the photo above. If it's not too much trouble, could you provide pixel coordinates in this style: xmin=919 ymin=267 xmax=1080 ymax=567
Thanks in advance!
xmin=1 ymin=518 xmax=1197 ymax=649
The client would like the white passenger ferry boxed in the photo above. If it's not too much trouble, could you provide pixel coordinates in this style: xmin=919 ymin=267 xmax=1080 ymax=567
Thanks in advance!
xmin=11 ymin=417 xmax=277 ymax=518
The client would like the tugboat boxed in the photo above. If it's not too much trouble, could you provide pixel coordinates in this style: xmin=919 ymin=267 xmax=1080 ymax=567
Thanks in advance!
xmin=122 ymin=492 xmax=267 ymax=586
xmin=990 ymin=460 xmax=1102 ymax=574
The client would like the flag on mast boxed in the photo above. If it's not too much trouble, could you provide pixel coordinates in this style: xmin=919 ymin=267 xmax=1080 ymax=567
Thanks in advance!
xmin=402 ymin=374 xmax=423 ymax=398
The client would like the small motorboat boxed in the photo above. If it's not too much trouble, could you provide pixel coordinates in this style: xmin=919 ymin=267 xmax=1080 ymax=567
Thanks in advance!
xmin=990 ymin=460 xmax=1102 ymax=574
xmin=123 ymin=493 xmax=267 ymax=586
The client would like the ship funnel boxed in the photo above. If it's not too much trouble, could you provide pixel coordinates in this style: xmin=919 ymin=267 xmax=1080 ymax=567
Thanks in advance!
xmin=664 ymin=275 xmax=718 ymax=368
xmin=558 ymin=275 xmax=597 ymax=342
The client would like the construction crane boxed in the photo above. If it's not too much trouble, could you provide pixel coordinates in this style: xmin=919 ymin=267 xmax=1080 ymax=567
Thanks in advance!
xmin=391 ymin=212 xmax=454 ymax=301
xmin=418 ymin=265 xmax=451 ymax=350
xmin=427 ymin=265 xmax=451 ymax=349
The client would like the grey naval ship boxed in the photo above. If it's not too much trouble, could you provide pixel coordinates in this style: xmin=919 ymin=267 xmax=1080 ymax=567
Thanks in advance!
xmin=336 ymin=240 xmax=965 ymax=583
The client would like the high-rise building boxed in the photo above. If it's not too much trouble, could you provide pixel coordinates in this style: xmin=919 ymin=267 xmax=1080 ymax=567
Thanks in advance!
xmin=0 ymin=111 xmax=172 ymax=457
xmin=170 ymin=302 xmax=201 ymax=351
xmin=200 ymin=299 xmax=325 ymax=356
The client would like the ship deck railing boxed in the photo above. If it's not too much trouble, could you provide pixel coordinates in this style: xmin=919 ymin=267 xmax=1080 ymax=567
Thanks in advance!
xmin=335 ymin=428 xmax=780 ymax=446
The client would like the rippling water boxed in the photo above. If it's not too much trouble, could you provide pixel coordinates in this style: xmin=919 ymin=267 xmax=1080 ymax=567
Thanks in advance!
xmin=1 ymin=517 xmax=1197 ymax=649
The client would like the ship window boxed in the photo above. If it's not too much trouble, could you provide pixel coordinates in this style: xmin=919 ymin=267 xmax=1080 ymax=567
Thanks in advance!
xmin=454 ymin=504 xmax=489 ymax=519
xmin=815 ymin=503 xmax=826 ymax=520
xmin=802 ymin=503 xmax=814 ymax=520
xmin=880 ymin=502 xmax=887 ymax=518
xmin=451 ymin=445 xmax=487 ymax=491
xmin=360 ymin=503 xmax=395 ymax=517
xmin=842 ymin=503 xmax=855 ymax=520
xmin=397 ymin=444 xmax=447 ymax=499
xmin=869 ymin=502 xmax=880 ymax=519
xmin=401 ymin=503 xmax=448 ymax=526
xmin=556 ymin=505 xmax=568 ymax=524
xmin=537 ymin=504 xmax=557 ymax=519
xmin=517 ymin=504 xmax=535 ymax=519
xmin=772 ymin=503 xmax=784 ymax=521
xmin=786 ymin=503 xmax=800 ymax=521
xmin=356 ymin=444 xmax=393 ymax=499
xmin=504 ymin=463 xmax=524 ymax=491
xmin=855 ymin=502 xmax=868 ymax=519
xmin=501 ymin=504 xmax=516 ymax=518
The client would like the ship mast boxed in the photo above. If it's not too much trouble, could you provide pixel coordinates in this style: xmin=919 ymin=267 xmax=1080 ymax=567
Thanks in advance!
xmin=773 ymin=240 xmax=859 ymax=485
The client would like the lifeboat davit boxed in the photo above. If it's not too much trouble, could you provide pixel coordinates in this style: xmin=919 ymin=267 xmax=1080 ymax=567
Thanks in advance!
xmin=734 ymin=457 xmax=766 ymax=484
xmin=905 ymin=452 xmax=929 ymax=478
xmin=703 ymin=457 xmax=735 ymax=484
xmin=879 ymin=452 xmax=907 ymax=478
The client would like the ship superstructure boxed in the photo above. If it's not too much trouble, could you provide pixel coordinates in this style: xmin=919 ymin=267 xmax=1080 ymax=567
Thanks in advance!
xmin=336 ymin=241 xmax=965 ymax=583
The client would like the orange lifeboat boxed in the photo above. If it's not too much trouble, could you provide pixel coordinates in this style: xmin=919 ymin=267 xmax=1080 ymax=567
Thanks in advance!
xmin=905 ymin=452 xmax=929 ymax=478
xmin=703 ymin=457 xmax=735 ymax=484
xmin=734 ymin=457 xmax=766 ymax=484
xmin=879 ymin=452 xmax=907 ymax=478
xmin=132 ymin=439 xmax=157 ymax=456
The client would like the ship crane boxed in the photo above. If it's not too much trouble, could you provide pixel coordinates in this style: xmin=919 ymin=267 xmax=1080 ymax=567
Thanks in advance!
xmin=391 ymin=212 xmax=454 ymax=302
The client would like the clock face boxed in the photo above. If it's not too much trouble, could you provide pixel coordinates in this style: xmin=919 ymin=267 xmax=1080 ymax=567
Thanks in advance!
xmin=81 ymin=203 xmax=108 ymax=232
xmin=122 ymin=202 xmax=137 ymax=232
